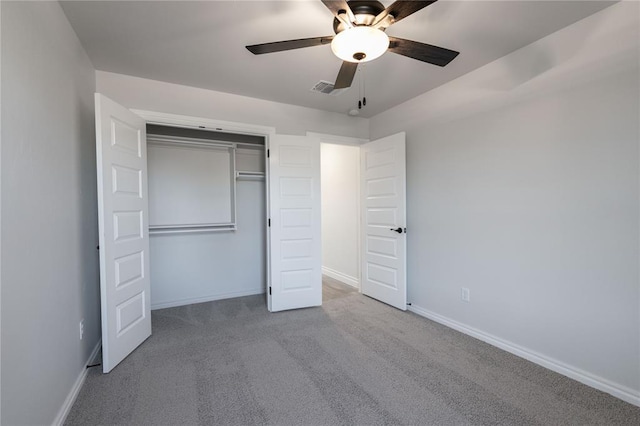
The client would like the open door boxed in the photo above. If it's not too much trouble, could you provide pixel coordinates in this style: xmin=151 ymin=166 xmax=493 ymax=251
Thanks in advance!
xmin=95 ymin=93 xmax=151 ymax=372
xmin=360 ymin=132 xmax=407 ymax=310
xmin=268 ymin=135 xmax=322 ymax=312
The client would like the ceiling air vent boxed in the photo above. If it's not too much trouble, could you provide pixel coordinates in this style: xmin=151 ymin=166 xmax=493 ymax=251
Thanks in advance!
xmin=310 ymin=80 xmax=349 ymax=96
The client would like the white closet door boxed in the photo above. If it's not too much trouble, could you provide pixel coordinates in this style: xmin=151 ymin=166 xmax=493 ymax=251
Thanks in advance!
xmin=95 ymin=93 xmax=151 ymax=372
xmin=268 ymin=135 xmax=322 ymax=312
xmin=361 ymin=132 xmax=407 ymax=310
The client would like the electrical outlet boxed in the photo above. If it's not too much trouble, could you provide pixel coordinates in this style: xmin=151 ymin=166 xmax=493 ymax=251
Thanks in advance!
xmin=461 ymin=287 xmax=470 ymax=303
xmin=79 ymin=319 xmax=84 ymax=340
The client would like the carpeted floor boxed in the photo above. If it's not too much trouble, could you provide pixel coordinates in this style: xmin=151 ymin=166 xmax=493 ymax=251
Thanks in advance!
xmin=66 ymin=277 xmax=640 ymax=425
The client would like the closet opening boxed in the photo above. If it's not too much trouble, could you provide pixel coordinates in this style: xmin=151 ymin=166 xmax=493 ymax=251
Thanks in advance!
xmin=145 ymin=124 xmax=268 ymax=310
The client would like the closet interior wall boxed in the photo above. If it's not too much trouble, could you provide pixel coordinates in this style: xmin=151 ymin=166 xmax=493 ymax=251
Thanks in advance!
xmin=146 ymin=124 xmax=267 ymax=309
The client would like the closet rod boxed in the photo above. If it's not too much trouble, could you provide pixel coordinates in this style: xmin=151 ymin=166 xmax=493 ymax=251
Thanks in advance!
xmin=150 ymin=221 xmax=236 ymax=230
xmin=149 ymin=226 xmax=236 ymax=235
xmin=236 ymin=142 xmax=266 ymax=149
xmin=147 ymin=134 xmax=236 ymax=149
xmin=236 ymin=171 xmax=265 ymax=181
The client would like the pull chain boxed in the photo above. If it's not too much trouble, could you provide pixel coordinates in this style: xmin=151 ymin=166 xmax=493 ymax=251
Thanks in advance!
xmin=352 ymin=65 xmax=369 ymax=113
xmin=358 ymin=66 xmax=363 ymax=109
xmin=357 ymin=64 xmax=368 ymax=110
xmin=362 ymin=65 xmax=366 ymax=107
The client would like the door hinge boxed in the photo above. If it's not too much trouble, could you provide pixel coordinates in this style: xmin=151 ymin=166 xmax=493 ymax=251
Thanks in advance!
xmin=267 ymin=149 xmax=270 ymax=158
xmin=269 ymin=287 xmax=272 ymax=295
xmin=268 ymin=218 xmax=271 ymax=227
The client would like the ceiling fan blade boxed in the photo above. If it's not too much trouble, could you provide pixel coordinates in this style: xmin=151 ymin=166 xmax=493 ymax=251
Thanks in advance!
xmin=374 ymin=1 xmax=437 ymax=25
xmin=388 ymin=37 xmax=459 ymax=67
xmin=334 ymin=61 xmax=358 ymax=89
xmin=246 ymin=36 xmax=333 ymax=55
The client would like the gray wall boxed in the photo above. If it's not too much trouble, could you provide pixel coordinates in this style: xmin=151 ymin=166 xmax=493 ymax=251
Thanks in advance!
xmin=96 ymin=71 xmax=370 ymax=139
xmin=0 ymin=2 xmax=100 ymax=424
xmin=371 ymin=2 xmax=639 ymax=399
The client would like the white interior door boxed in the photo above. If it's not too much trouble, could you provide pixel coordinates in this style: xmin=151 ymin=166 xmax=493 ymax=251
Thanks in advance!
xmin=360 ymin=132 xmax=407 ymax=310
xmin=95 ymin=93 xmax=151 ymax=372
xmin=268 ymin=135 xmax=322 ymax=312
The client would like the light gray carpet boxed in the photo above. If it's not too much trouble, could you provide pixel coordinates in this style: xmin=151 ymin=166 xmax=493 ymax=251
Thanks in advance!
xmin=66 ymin=278 xmax=640 ymax=425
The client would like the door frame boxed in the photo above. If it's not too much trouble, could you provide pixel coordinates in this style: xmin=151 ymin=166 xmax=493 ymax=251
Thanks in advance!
xmin=132 ymin=110 xmax=276 ymax=138
xmin=130 ymin=109 xmax=276 ymax=308
xmin=307 ymin=132 xmax=369 ymax=292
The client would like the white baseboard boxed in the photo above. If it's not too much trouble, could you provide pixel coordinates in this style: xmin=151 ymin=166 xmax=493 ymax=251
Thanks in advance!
xmin=53 ymin=340 xmax=102 ymax=426
xmin=408 ymin=304 xmax=640 ymax=407
xmin=151 ymin=288 xmax=265 ymax=310
xmin=322 ymin=266 xmax=359 ymax=289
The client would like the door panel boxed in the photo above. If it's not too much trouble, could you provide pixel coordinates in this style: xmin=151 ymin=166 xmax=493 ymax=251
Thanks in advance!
xmin=269 ymin=135 xmax=322 ymax=312
xmin=95 ymin=93 xmax=151 ymax=372
xmin=361 ymin=132 xmax=407 ymax=310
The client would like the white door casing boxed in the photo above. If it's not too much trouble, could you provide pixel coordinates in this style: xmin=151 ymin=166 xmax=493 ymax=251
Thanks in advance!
xmin=268 ymin=135 xmax=322 ymax=312
xmin=360 ymin=132 xmax=407 ymax=310
xmin=95 ymin=93 xmax=151 ymax=372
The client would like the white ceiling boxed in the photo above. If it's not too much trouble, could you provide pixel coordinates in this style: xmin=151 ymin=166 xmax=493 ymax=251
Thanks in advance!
xmin=60 ymin=1 xmax=615 ymax=118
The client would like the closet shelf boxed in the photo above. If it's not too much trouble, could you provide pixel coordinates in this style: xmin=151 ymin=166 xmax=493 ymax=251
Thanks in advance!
xmin=236 ymin=171 xmax=265 ymax=181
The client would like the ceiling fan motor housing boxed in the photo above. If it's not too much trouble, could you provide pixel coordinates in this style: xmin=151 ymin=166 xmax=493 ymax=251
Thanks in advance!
xmin=332 ymin=0 xmax=386 ymax=34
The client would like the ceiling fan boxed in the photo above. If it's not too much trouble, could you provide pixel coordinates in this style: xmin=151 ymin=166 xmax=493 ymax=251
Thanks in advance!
xmin=246 ymin=0 xmax=459 ymax=90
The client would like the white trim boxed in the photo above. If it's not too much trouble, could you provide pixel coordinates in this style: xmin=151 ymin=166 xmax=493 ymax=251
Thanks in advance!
xmin=53 ymin=340 xmax=102 ymax=426
xmin=132 ymin=109 xmax=276 ymax=137
xmin=124 ymin=107 xmax=272 ymax=313
xmin=322 ymin=266 xmax=359 ymax=289
xmin=306 ymin=131 xmax=368 ymax=146
xmin=408 ymin=304 xmax=640 ymax=407
xmin=151 ymin=289 xmax=265 ymax=310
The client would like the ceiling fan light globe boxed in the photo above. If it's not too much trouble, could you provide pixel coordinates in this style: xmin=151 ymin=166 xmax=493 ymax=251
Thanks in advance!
xmin=331 ymin=26 xmax=389 ymax=63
